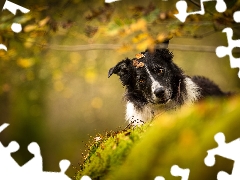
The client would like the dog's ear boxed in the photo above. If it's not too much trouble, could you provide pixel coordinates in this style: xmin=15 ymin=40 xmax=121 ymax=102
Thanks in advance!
xmin=108 ymin=58 xmax=135 ymax=86
xmin=144 ymin=39 xmax=170 ymax=54
xmin=155 ymin=36 xmax=171 ymax=49
xmin=108 ymin=58 xmax=131 ymax=78
xmin=163 ymin=39 xmax=169 ymax=48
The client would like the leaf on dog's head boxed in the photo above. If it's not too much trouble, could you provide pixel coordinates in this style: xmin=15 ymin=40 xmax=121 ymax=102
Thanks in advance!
xmin=138 ymin=62 xmax=144 ymax=68
xmin=135 ymin=53 xmax=145 ymax=59
xmin=133 ymin=59 xmax=139 ymax=67
xmin=133 ymin=59 xmax=145 ymax=68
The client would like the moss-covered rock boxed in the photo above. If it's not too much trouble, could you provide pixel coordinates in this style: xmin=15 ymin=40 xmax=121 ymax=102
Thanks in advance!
xmin=75 ymin=125 xmax=150 ymax=180
xmin=75 ymin=96 xmax=240 ymax=180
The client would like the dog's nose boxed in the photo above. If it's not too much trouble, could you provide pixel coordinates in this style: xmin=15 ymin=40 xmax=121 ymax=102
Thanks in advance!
xmin=154 ymin=87 xmax=165 ymax=98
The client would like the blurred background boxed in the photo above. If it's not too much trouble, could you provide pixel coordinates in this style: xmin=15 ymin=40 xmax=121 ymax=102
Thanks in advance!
xmin=0 ymin=0 xmax=240 ymax=177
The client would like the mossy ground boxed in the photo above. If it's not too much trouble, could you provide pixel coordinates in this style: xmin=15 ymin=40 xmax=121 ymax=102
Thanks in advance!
xmin=74 ymin=124 xmax=150 ymax=180
xmin=75 ymin=95 xmax=240 ymax=180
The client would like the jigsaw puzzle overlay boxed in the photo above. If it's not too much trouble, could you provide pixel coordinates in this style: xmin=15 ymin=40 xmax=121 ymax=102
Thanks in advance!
xmin=216 ymin=28 xmax=240 ymax=78
xmin=155 ymin=165 xmax=190 ymax=180
xmin=0 ymin=0 xmax=30 ymax=51
xmin=0 ymin=2 xmax=89 ymax=179
xmin=175 ymin=0 xmax=226 ymax=22
xmin=204 ymin=132 xmax=240 ymax=180
xmin=214 ymin=9 xmax=240 ymax=78
xmin=0 ymin=123 xmax=73 ymax=180
xmin=105 ymin=0 xmax=120 ymax=3
xmin=155 ymin=132 xmax=240 ymax=180
xmin=175 ymin=0 xmax=240 ymax=78
xmin=1 ymin=1 xmax=240 ymax=180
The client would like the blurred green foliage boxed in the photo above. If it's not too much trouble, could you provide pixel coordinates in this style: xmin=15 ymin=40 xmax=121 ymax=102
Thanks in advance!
xmin=76 ymin=95 xmax=240 ymax=180
xmin=0 ymin=0 xmax=239 ymax=178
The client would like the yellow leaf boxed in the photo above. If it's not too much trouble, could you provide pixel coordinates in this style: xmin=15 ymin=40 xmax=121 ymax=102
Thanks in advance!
xmin=156 ymin=34 xmax=166 ymax=43
xmin=17 ymin=58 xmax=35 ymax=68
xmin=85 ymin=69 xmax=97 ymax=84
xmin=136 ymin=36 xmax=154 ymax=51
xmin=24 ymin=38 xmax=34 ymax=48
xmin=24 ymin=25 xmax=38 ymax=32
xmin=132 ymin=32 xmax=148 ymax=43
xmin=130 ymin=19 xmax=147 ymax=32
xmin=117 ymin=44 xmax=132 ymax=54
xmin=39 ymin=16 xmax=50 ymax=27
xmin=0 ymin=51 xmax=9 ymax=61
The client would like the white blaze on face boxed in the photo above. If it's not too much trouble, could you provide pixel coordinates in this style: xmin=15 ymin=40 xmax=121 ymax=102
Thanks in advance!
xmin=144 ymin=65 xmax=162 ymax=100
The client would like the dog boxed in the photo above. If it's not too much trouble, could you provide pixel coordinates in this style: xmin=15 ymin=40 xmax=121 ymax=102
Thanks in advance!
xmin=108 ymin=45 xmax=227 ymax=126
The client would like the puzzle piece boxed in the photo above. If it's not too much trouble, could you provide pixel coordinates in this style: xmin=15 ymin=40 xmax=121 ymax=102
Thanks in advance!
xmin=215 ymin=28 xmax=240 ymax=78
xmin=0 ymin=1 xmax=30 ymax=51
xmin=2 ymin=0 xmax=30 ymax=15
xmin=0 ymin=123 xmax=72 ymax=180
xmin=154 ymin=176 xmax=165 ymax=180
xmin=2 ymin=0 xmax=30 ymax=33
xmin=0 ymin=124 xmax=20 ymax=177
xmin=105 ymin=0 xmax=120 ymax=3
xmin=80 ymin=175 xmax=92 ymax=180
xmin=154 ymin=165 xmax=190 ymax=180
xmin=171 ymin=165 xmax=190 ymax=180
xmin=21 ymin=142 xmax=43 ymax=172
xmin=204 ymin=132 xmax=240 ymax=180
xmin=11 ymin=22 xmax=22 ymax=33
xmin=175 ymin=0 xmax=227 ymax=22
xmin=12 ymin=159 xmax=71 ymax=180
xmin=0 ymin=123 xmax=9 ymax=133
xmin=0 ymin=44 xmax=7 ymax=51
xmin=233 ymin=11 xmax=240 ymax=23
xmin=38 ymin=160 xmax=71 ymax=180
xmin=0 ymin=141 xmax=20 ymax=171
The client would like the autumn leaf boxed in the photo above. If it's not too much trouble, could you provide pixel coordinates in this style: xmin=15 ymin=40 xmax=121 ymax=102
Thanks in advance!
xmin=17 ymin=58 xmax=35 ymax=68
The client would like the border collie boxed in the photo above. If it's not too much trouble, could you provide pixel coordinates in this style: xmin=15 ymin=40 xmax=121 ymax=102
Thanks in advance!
xmin=108 ymin=44 xmax=227 ymax=126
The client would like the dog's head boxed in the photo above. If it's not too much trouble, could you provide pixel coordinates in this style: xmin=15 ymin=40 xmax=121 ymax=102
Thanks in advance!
xmin=108 ymin=48 xmax=185 ymax=105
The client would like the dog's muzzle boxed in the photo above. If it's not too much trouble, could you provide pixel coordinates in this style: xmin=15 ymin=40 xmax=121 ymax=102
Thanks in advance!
xmin=154 ymin=87 xmax=165 ymax=98
xmin=153 ymin=87 xmax=171 ymax=104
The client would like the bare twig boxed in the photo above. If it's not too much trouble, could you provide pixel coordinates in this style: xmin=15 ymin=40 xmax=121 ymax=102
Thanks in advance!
xmin=15 ymin=35 xmax=240 ymax=53
xmin=46 ymin=43 xmax=221 ymax=53
xmin=46 ymin=44 xmax=121 ymax=51
xmin=168 ymin=44 xmax=216 ymax=52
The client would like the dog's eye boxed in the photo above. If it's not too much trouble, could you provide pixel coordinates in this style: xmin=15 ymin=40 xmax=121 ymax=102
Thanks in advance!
xmin=159 ymin=68 xmax=164 ymax=74
xmin=138 ymin=79 xmax=145 ymax=84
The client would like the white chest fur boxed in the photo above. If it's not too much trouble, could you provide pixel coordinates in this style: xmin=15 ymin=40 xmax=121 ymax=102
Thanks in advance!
xmin=125 ymin=102 xmax=154 ymax=126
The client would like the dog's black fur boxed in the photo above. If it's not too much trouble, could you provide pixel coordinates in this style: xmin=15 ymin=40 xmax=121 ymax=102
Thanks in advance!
xmin=108 ymin=45 xmax=227 ymax=125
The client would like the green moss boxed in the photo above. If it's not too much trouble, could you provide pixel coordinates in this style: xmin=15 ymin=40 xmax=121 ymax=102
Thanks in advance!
xmin=75 ymin=125 xmax=150 ymax=180
xmin=75 ymin=96 xmax=240 ymax=180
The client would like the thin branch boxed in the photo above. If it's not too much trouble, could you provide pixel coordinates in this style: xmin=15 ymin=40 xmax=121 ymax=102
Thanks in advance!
xmin=46 ymin=43 xmax=222 ymax=53
xmin=169 ymin=44 xmax=216 ymax=52
xmin=48 ymin=43 xmax=240 ymax=53
xmin=15 ymin=36 xmax=240 ymax=53
xmin=46 ymin=44 xmax=121 ymax=51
